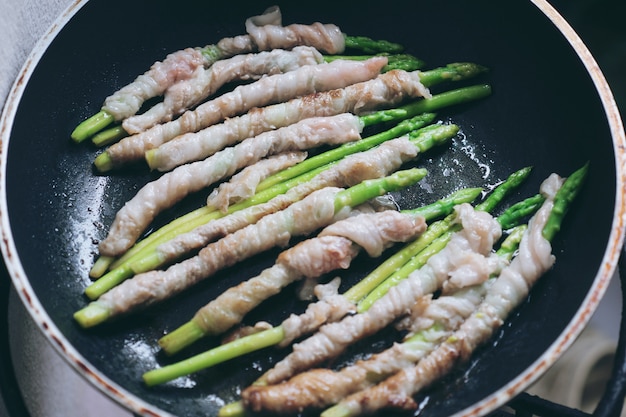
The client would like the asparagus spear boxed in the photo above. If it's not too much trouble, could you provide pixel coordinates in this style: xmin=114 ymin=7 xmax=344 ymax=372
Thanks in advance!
xmin=74 ymin=168 xmax=428 ymax=329
xmin=143 ymin=166 xmax=534 ymax=384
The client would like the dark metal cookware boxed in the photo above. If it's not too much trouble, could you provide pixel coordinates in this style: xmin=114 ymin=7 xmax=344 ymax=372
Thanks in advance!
xmin=1 ymin=0 xmax=624 ymax=416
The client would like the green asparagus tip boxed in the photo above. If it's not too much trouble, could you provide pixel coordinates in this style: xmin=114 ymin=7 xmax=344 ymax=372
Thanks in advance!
xmin=342 ymin=35 xmax=404 ymax=54
xmin=84 ymin=264 xmax=134 ymax=300
xmin=91 ymin=125 xmax=127 ymax=147
xmin=419 ymin=63 xmax=488 ymax=88
xmin=382 ymin=54 xmax=426 ymax=72
xmin=442 ymin=62 xmax=489 ymax=80
xmin=218 ymin=401 xmax=246 ymax=417
xmin=409 ymin=123 xmax=459 ymax=152
xmin=497 ymin=194 xmax=545 ymax=230
xmin=475 ymin=166 xmax=534 ymax=212
xmin=321 ymin=403 xmax=353 ymax=417
xmin=334 ymin=168 xmax=428 ymax=212
xmin=144 ymin=149 xmax=160 ymax=171
xmin=94 ymin=151 xmax=114 ymax=173
xmin=73 ymin=302 xmax=111 ymax=328
xmin=159 ymin=321 xmax=206 ymax=356
xmin=71 ymin=111 xmax=114 ymax=143
xmin=542 ymin=162 xmax=589 ymax=241
xmin=89 ymin=256 xmax=114 ymax=279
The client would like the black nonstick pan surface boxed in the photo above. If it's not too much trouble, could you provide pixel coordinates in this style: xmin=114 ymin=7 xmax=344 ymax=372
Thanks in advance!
xmin=1 ymin=0 xmax=625 ymax=416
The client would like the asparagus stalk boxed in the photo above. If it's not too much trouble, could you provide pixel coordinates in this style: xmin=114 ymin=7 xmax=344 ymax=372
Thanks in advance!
xmin=342 ymin=35 xmax=404 ymax=54
xmin=542 ymin=162 xmax=588 ymax=241
xmin=74 ymin=168 xmax=428 ymax=329
xmin=91 ymin=82 xmax=490 ymax=280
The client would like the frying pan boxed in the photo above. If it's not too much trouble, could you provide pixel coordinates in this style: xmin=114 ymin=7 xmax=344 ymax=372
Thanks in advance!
xmin=1 ymin=0 xmax=624 ymax=416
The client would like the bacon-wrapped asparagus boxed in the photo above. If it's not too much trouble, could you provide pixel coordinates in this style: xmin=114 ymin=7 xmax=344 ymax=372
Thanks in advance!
xmin=74 ymin=168 xmax=428 ymax=328
xmin=141 ymin=167 xmax=534 ymax=385
xmin=159 ymin=186 xmax=491 ymax=356
xmin=139 ymin=63 xmax=481 ymax=173
xmin=169 ymin=211 xmax=426 ymax=347
xmin=88 ymin=81 xmax=488 ymax=282
xmin=94 ymin=56 xmax=391 ymax=172
xmin=237 ymin=227 xmax=526 ymax=415
xmin=120 ymin=46 xmax=325 ymax=134
xmin=320 ymin=166 xmax=587 ymax=417
xmin=85 ymin=115 xmax=444 ymax=295
xmin=256 ymin=202 xmax=503 ymax=386
xmin=141 ymin=187 xmax=484 ymax=386
xmin=86 ymin=121 xmax=459 ymax=300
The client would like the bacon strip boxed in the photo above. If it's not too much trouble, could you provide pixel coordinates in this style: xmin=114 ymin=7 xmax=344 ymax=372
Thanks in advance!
xmin=207 ymin=151 xmax=308 ymax=213
xmin=102 ymin=48 xmax=206 ymax=121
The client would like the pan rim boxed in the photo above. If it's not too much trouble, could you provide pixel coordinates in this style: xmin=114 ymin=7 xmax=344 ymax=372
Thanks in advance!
xmin=0 ymin=1 xmax=624 ymax=416
xmin=452 ymin=1 xmax=626 ymax=415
